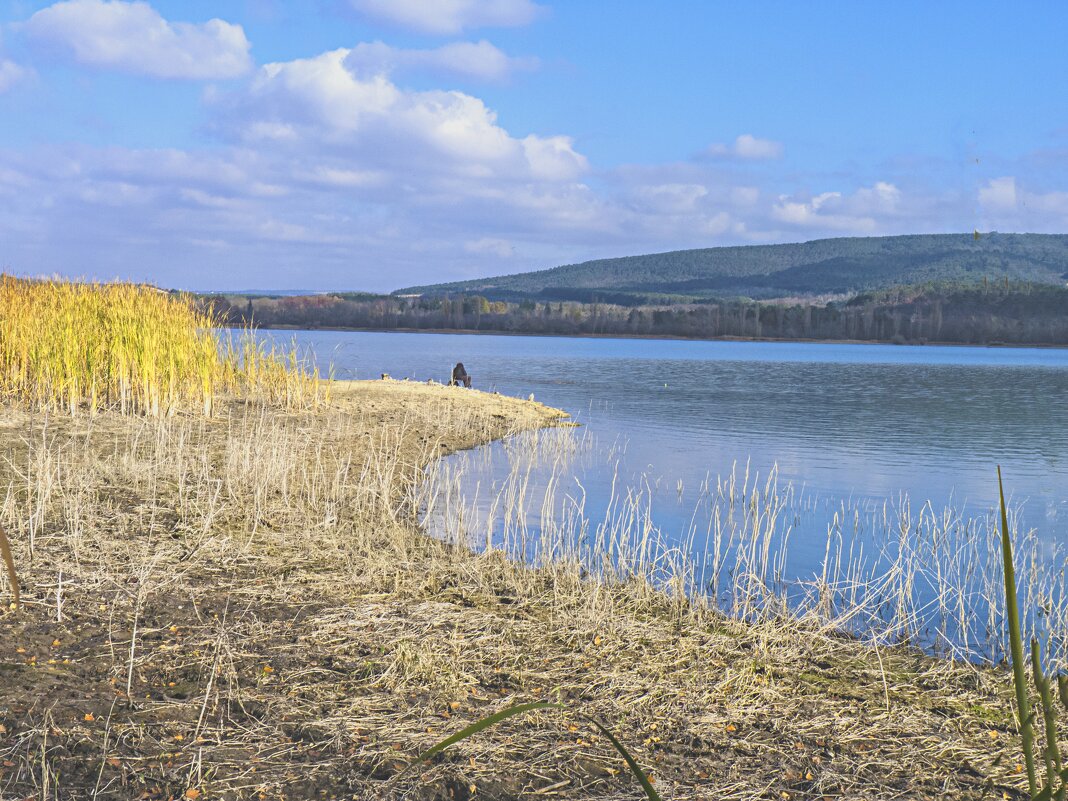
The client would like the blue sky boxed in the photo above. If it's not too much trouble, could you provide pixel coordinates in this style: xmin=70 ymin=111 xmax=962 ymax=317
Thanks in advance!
xmin=1 ymin=0 xmax=1066 ymax=291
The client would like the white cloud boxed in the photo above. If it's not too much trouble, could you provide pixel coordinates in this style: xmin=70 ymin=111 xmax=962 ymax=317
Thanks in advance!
xmin=344 ymin=40 xmax=537 ymax=82
xmin=348 ymin=0 xmax=544 ymax=35
xmin=464 ymin=237 xmax=514 ymax=257
xmin=773 ymin=192 xmax=850 ymax=227
xmin=978 ymin=176 xmax=1068 ymax=228
xmin=0 ymin=41 xmax=603 ymax=289
xmin=23 ymin=0 xmax=252 ymax=79
xmin=0 ymin=59 xmax=31 ymax=92
xmin=731 ymin=186 xmax=760 ymax=206
xmin=630 ymin=183 xmax=708 ymax=214
xmin=0 ymin=29 xmax=1034 ymax=292
xmin=771 ymin=182 xmax=905 ymax=233
xmin=1025 ymin=190 xmax=1068 ymax=216
xmin=519 ymin=134 xmax=587 ymax=181
xmin=705 ymin=134 xmax=784 ymax=161
xmin=848 ymin=181 xmax=902 ymax=214
xmin=978 ymin=176 xmax=1018 ymax=211
xmin=0 ymin=135 xmax=990 ymax=291
xmin=701 ymin=211 xmax=735 ymax=236
xmin=297 ymin=166 xmax=388 ymax=189
xmin=223 ymin=48 xmax=587 ymax=182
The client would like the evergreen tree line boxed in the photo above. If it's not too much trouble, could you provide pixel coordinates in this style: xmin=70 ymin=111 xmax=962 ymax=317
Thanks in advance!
xmin=201 ymin=282 xmax=1068 ymax=346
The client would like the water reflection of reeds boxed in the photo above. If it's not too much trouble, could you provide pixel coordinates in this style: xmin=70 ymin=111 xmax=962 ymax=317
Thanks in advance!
xmin=422 ymin=427 xmax=1068 ymax=670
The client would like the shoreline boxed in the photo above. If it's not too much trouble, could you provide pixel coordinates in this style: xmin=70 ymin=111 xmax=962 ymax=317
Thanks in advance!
xmin=233 ymin=323 xmax=1068 ymax=351
xmin=0 ymin=382 xmax=1029 ymax=800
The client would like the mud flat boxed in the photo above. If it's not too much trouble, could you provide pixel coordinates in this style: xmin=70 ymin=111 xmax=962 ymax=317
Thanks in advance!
xmin=0 ymin=380 xmax=1030 ymax=800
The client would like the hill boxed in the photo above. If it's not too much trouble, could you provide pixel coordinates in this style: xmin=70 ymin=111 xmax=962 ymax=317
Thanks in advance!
xmin=396 ymin=233 xmax=1068 ymax=303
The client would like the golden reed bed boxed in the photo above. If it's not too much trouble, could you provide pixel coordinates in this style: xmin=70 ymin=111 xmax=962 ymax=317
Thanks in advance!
xmin=0 ymin=275 xmax=319 ymax=416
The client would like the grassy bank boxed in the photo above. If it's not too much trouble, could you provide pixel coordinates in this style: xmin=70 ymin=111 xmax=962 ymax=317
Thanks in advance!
xmin=0 ymin=377 xmax=1043 ymax=800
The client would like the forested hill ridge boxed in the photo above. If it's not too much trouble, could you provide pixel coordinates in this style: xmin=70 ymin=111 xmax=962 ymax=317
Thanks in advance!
xmin=397 ymin=233 xmax=1068 ymax=303
xmin=202 ymin=233 xmax=1068 ymax=347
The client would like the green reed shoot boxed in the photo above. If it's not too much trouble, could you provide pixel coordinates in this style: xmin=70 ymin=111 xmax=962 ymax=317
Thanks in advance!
xmin=410 ymin=701 xmax=663 ymax=801
xmin=998 ymin=467 xmax=1068 ymax=801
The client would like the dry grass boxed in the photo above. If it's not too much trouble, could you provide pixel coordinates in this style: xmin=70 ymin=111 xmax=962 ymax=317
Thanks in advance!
xmin=0 ymin=379 xmax=1046 ymax=800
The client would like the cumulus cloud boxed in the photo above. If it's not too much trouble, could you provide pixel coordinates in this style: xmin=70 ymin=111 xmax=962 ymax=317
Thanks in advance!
xmin=606 ymin=163 xmax=961 ymax=246
xmin=0 ymin=128 xmax=984 ymax=290
xmin=846 ymin=181 xmax=902 ymax=214
xmin=0 ymin=59 xmax=31 ymax=92
xmin=705 ymin=134 xmax=784 ymax=161
xmin=344 ymin=40 xmax=538 ymax=82
xmin=978 ymin=176 xmax=1068 ymax=228
xmin=771 ymin=182 xmax=903 ymax=233
xmin=0 ymin=41 xmax=602 ymax=289
xmin=23 ymin=0 xmax=252 ymax=79
xmin=731 ymin=186 xmax=760 ymax=206
xmin=220 ymin=48 xmax=587 ymax=182
xmin=978 ymin=176 xmax=1018 ymax=211
xmin=0 ymin=139 xmax=610 ymax=289
xmin=347 ymin=0 xmax=544 ymax=35
xmin=464 ymin=237 xmax=514 ymax=257
xmin=0 ymin=27 xmax=1016 ymax=291
xmin=629 ymin=183 xmax=709 ymax=214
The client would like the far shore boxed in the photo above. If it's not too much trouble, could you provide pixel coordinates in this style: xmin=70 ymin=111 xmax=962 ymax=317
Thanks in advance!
xmin=232 ymin=322 xmax=1068 ymax=351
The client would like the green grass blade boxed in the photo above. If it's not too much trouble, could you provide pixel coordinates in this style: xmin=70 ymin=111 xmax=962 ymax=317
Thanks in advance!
xmin=998 ymin=466 xmax=1038 ymax=797
xmin=414 ymin=702 xmax=564 ymax=764
xmin=581 ymin=715 xmax=663 ymax=801
xmin=1031 ymin=766 xmax=1068 ymax=801
xmin=407 ymin=702 xmax=663 ymax=800
xmin=1032 ymin=639 xmax=1060 ymax=788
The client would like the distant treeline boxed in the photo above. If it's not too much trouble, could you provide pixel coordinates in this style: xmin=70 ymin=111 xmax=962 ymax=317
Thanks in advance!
xmin=202 ymin=281 xmax=1068 ymax=346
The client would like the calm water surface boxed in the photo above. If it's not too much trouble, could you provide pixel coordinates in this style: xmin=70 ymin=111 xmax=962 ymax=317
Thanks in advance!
xmin=259 ymin=330 xmax=1068 ymax=660
xmin=269 ymin=330 xmax=1068 ymax=540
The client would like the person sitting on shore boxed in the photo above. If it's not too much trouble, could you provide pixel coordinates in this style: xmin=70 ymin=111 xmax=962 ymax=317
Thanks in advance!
xmin=451 ymin=362 xmax=472 ymax=388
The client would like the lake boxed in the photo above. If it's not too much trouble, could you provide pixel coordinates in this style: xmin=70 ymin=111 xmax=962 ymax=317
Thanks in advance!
xmin=261 ymin=329 xmax=1068 ymax=660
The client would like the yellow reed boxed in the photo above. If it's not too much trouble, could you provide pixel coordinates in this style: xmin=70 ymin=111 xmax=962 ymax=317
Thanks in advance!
xmin=0 ymin=275 xmax=320 ymax=415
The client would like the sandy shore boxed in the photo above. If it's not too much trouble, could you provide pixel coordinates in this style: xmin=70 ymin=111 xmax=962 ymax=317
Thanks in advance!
xmin=0 ymin=380 xmax=1030 ymax=800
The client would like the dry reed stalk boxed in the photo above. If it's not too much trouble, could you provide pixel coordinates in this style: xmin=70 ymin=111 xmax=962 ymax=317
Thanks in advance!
xmin=0 ymin=521 xmax=18 ymax=608
xmin=0 ymin=381 xmax=1044 ymax=800
xmin=426 ymin=430 xmax=1068 ymax=671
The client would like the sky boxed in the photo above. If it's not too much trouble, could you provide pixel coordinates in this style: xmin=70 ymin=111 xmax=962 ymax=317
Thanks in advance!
xmin=1 ymin=1 xmax=1067 ymax=291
